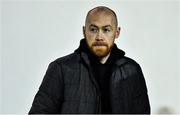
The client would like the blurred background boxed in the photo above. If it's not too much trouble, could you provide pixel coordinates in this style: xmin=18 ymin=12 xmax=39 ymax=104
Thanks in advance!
xmin=0 ymin=0 xmax=179 ymax=114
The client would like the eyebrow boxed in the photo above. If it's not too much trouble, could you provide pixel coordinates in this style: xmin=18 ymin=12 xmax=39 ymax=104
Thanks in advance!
xmin=89 ymin=24 xmax=112 ymax=28
xmin=89 ymin=24 xmax=98 ymax=28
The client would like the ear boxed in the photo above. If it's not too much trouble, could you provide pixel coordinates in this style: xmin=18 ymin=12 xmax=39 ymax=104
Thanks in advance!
xmin=83 ymin=26 xmax=86 ymax=38
xmin=115 ymin=27 xmax=121 ymax=39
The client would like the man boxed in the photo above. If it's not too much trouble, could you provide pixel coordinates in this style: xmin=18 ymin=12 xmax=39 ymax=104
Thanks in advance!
xmin=29 ymin=6 xmax=150 ymax=114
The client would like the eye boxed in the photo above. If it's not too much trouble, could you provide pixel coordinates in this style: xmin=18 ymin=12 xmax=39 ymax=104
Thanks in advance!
xmin=103 ymin=28 xmax=111 ymax=33
xmin=90 ymin=27 xmax=98 ymax=33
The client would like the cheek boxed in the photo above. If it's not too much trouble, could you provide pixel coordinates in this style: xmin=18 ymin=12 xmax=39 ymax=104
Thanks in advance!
xmin=107 ymin=38 xmax=115 ymax=47
xmin=85 ymin=38 xmax=93 ymax=47
xmin=87 ymin=34 xmax=97 ymax=40
xmin=85 ymin=34 xmax=96 ymax=44
xmin=108 ymin=32 xmax=116 ymax=38
xmin=103 ymin=32 xmax=116 ymax=40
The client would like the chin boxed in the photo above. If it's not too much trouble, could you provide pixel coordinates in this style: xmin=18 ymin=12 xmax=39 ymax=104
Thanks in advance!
xmin=90 ymin=46 xmax=111 ymax=58
xmin=93 ymin=50 xmax=110 ymax=58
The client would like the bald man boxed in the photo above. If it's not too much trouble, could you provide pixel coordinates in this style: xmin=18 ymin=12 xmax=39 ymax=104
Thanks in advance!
xmin=29 ymin=6 xmax=150 ymax=114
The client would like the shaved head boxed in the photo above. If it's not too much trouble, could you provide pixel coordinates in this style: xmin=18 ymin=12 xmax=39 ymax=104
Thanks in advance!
xmin=85 ymin=6 xmax=118 ymax=27
xmin=83 ymin=6 xmax=120 ymax=59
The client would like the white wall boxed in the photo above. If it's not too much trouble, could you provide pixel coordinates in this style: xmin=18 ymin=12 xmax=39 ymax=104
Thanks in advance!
xmin=1 ymin=0 xmax=179 ymax=114
xmin=0 ymin=0 xmax=2 ymax=113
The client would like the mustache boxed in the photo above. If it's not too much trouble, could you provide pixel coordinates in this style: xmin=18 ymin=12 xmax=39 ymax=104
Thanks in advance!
xmin=92 ymin=42 xmax=108 ymax=46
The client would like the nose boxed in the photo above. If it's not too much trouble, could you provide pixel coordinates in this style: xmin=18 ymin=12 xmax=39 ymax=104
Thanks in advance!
xmin=95 ymin=30 xmax=103 ymax=41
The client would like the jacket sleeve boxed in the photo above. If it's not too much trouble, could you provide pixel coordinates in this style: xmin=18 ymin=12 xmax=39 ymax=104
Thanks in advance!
xmin=130 ymin=63 xmax=151 ymax=114
xmin=29 ymin=61 xmax=64 ymax=114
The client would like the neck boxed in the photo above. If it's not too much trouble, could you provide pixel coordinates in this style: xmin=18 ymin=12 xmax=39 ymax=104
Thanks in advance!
xmin=99 ymin=53 xmax=111 ymax=64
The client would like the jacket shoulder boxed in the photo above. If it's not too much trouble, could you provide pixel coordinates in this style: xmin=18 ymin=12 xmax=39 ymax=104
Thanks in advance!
xmin=117 ymin=56 xmax=140 ymax=67
xmin=53 ymin=52 xmax=80 ymax=66
xmin=116 ymin=56 xmax=143 ymax=79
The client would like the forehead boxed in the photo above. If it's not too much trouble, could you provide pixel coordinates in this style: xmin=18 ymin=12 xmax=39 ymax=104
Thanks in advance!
xmin=86 ymin=11 xmax=115 ymax=27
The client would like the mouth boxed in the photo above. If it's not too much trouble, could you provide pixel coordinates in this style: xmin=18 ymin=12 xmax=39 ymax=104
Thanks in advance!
xmin=92 ymin=42 xmax=107 ymax=47
xmin=93 ymin=45 xmax=106 ymax=49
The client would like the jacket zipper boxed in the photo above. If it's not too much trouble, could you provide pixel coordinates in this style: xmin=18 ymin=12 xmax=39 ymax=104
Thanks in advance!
xmin=88 ymin=68 xmax=101 ymax=113
xmin=81 ymin=53 xmax=101 ymax=113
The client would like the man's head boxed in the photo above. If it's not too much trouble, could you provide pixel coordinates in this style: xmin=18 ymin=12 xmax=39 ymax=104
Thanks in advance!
xmin=83 ymin=6 xmax=120 ymax=58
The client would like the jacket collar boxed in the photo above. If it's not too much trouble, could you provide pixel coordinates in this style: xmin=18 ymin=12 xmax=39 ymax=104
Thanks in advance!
xmin=75 ymin=39 xmax=126 ymax=66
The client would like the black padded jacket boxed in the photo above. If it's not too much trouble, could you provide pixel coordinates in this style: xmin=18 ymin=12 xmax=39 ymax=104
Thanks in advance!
xmin=29 ymin=39 xmax=150 ymax=114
